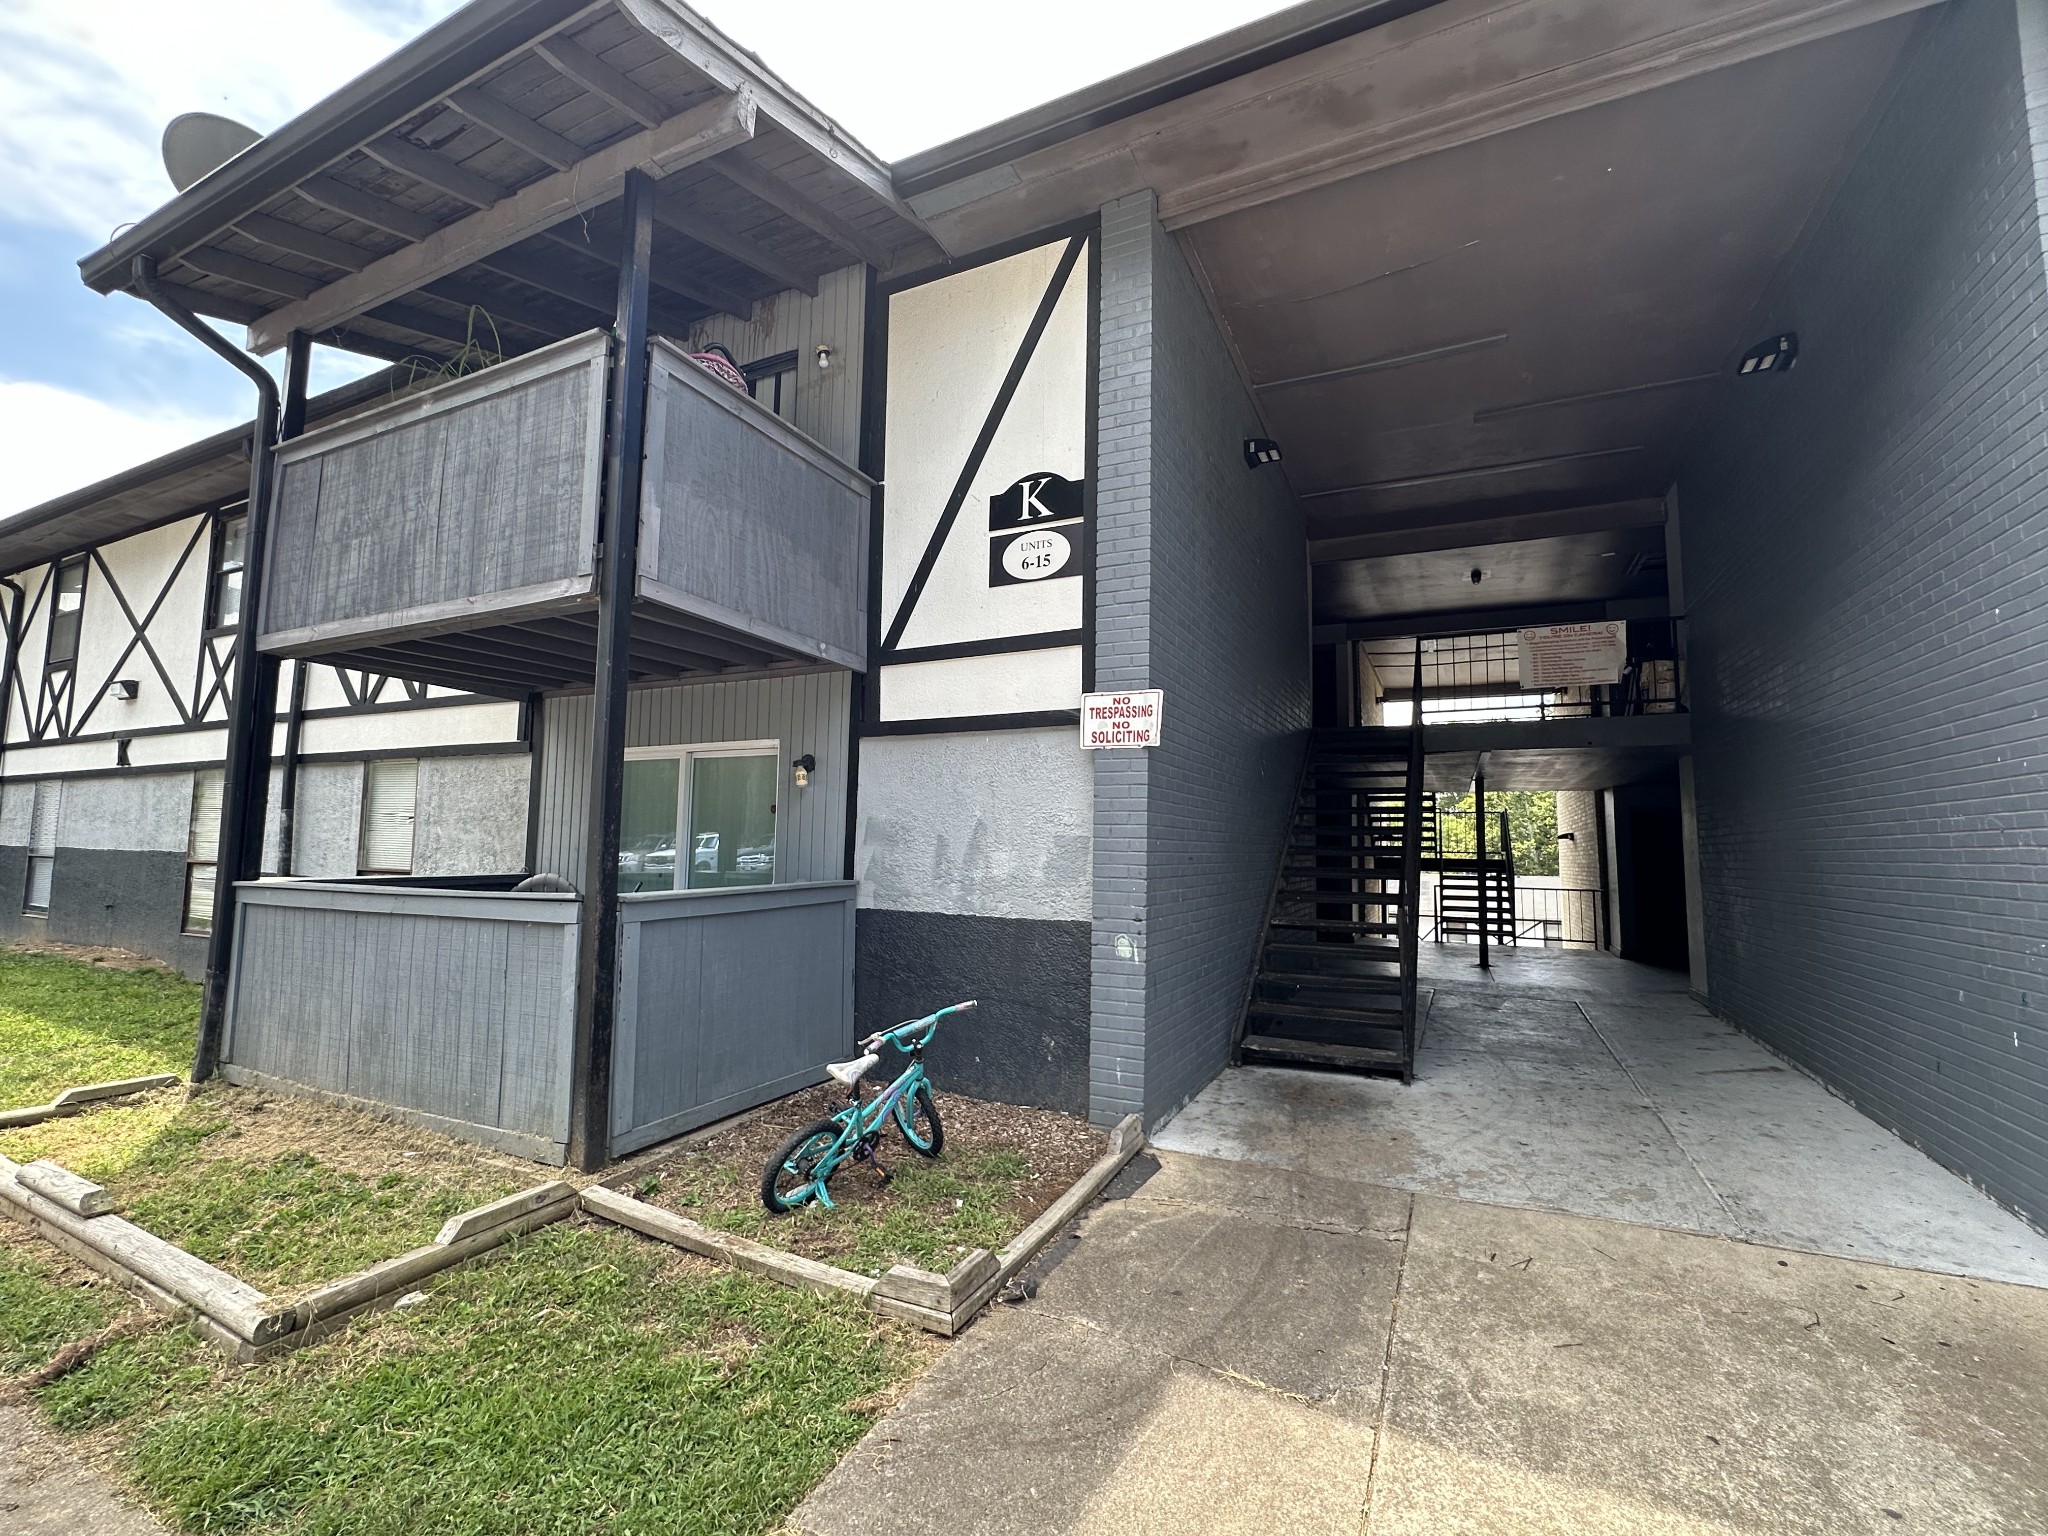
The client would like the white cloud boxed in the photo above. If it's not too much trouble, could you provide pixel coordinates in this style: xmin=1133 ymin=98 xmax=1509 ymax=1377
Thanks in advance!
xmin=0 ymin=0 xmax=465 ymax=244
xmin=0 ymin=381 xmax=234 ymax=519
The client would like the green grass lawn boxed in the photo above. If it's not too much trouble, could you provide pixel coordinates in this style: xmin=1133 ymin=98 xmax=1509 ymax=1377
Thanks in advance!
xmin=0 ymin=946 xmax=931 ymax=1535
xmin=0 ymin=947 xmax=199 ymax=1107
xmin=14 ymin=1224 xmax=920 ymax=1536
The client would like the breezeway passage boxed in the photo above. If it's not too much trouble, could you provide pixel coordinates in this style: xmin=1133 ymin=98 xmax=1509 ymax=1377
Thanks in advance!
xmin=1162 ymin=948 xmax=2048 ymax=1288
xmin=794 ymin=949 xmax=2048 ymax=1535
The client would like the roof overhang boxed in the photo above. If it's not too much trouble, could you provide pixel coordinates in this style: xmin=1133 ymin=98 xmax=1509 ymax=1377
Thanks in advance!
xmin=0 ymin=368 xmax=406 ymax=577
xmin=78 ymin=0 xmax=937 ymax=362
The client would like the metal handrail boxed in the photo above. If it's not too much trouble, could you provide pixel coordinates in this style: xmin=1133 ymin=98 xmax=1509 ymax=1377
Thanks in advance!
xmin=1397 ymin=638 xmax=1424 ymax=1081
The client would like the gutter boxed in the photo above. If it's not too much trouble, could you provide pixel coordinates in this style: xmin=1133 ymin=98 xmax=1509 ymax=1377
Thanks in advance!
xmin=131 ymin=258 xmax=284 ymax=1085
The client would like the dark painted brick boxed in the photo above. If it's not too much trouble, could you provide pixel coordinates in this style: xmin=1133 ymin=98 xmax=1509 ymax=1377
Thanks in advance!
xmin=1679 ymin=0 xmax=2048 ymax=1225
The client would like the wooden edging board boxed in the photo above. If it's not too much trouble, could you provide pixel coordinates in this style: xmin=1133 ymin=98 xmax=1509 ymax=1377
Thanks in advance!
xmin=0 ymin=1074 xmax=181 ymax=1129
xmin=579 ymin=1113 xmax=1147 ymax=1336
xmin=0 ymin=1154 xmax=575 ymax=1363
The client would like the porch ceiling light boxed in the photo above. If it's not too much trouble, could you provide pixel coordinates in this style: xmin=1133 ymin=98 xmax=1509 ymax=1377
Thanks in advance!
xmin=1244 ymin=438 xmax=1283 ymax=469
xmin=1738 ymin=333 xmax=1798 ymax=376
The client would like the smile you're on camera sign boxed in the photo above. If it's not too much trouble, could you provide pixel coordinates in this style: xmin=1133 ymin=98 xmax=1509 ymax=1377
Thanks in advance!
xmin=1081 ymin=689 xmax=1164 ymax=749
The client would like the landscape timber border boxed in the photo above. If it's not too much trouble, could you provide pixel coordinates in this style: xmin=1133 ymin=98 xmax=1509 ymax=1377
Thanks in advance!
xmin=0 ymin=1076 xmax=182 ymax=1130
xmin=580 ymin=1113 xmax=1146 ymax=1335
xmin=0 ymin=1155 xmax=576 ymax=1363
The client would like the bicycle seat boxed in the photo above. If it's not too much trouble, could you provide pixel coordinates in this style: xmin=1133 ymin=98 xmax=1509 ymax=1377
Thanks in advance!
xmin=825 ymin=1052 xmax=879 ymax=1086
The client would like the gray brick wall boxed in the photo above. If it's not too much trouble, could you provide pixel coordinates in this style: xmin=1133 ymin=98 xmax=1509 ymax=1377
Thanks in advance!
xmin=1677 ymin=0 xmax=2048 ymax=1225
xmin=1092 ymin=191 xmax=1312 ymax=1127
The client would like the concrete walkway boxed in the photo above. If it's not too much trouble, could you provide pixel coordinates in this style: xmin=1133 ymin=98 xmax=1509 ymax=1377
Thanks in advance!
xmin=1160 ymin=947 xmax=2048 ymax=1287
xmin=796 ymin=949 xmax=2048 ymax=1534
xmin=0 ymin=1405 xmax=165 ymax=1536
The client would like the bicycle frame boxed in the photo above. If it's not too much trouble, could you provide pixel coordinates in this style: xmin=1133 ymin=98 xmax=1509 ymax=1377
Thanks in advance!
xmin=777 ymin=1001 xmax=973 ymax=1210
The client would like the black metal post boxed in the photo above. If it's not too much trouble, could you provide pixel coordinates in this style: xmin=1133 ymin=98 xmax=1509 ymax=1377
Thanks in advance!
xmin=568 ymin=167 xmax=656 ymax=1173
xmin=133 ymin=258 xmax=284 ymax=1083
xmin=1473 ymin=762 xmax=1490 ymax=971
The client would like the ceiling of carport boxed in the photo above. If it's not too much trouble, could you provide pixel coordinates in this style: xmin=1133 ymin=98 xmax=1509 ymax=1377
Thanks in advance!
xmin=1183 ymin=19 xmax=1917 ymax=542
xmin=896 ymin=0 xmax=1936 ymax=624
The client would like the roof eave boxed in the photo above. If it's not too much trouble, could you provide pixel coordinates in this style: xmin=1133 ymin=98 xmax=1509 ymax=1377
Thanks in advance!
xmin=891 ymin=0 xmax=1442 ymax=201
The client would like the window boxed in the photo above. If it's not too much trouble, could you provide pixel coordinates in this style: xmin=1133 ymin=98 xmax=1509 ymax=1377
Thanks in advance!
xmin=183 ymin=769 xmax=224 ymax=934
xmin=619 ymin=743 xmax=778 ymax=894
xmin=744 ymin=351 xmax=799 ymax=423
xmin=207 ymin=511 xmax=248 ymax=631
xmin=358 ymin=759 xmax=418 ymax=874
xmin=23 ymin=780 xmax=60 ymax=915
xmin=45 ymin=557 xmax=85 ymax=670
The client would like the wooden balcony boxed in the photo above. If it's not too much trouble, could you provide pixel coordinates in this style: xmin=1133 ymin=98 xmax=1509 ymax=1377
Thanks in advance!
xmin=257 ymin=329 xmax=870 ymax=694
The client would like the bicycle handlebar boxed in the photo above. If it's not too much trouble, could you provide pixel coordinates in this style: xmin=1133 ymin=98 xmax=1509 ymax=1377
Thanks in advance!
xmin=863 ymin=999 xmax=977 ymax=1053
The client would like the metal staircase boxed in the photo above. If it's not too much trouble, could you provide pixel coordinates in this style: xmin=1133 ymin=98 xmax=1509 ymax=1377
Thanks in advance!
xmin=1237 ymin=705 xmax=1427 ymax=1082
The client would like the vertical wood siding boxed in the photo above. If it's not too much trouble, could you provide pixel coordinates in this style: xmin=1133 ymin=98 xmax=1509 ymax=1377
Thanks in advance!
xmin=641 ymin=343 xmax=870 ymax=668
xmin=676 ymin=265 xmax=866 ymax=465
xmin=611 ymin=882 xmax=856 ymax=1154
xmin=533 ymin=670 xmax=851 ymax=887
xmin=263 ymin=334 xmax=608 ymax=642
xmin=223 ymin=884 xmax=578 ymax=1161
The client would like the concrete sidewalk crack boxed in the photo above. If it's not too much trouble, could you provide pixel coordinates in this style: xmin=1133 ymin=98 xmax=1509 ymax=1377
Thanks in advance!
xmin=1576 ymin=1000 xmax=1738 ymax=1225
xmin=1360 ymin=1190 xmax=1415 ymax=1534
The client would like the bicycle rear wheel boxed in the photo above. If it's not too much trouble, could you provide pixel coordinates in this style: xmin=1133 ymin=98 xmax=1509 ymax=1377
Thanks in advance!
xmin=762 ymin=1119 xmax=843 ymax=1213
xmin=894 ymin=1082 xmax=944 ymax=1157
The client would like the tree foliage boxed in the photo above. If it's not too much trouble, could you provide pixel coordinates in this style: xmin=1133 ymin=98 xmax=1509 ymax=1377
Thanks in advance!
xmin=1435 ymin=790 xmax=1559 ymax=875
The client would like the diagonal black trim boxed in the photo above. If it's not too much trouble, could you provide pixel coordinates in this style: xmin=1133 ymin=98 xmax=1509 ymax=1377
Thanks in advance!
xmin=72 ymin=526 xmax=207 ymax=735
xmin=879 ymin=234 xmax=1087 ymax=654
xmin=5 ymin=568 xmax=50 ymax=742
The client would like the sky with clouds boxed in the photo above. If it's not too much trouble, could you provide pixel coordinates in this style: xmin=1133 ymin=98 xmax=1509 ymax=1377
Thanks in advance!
xmin=0 ymin=0 xmax=1280 ymax=522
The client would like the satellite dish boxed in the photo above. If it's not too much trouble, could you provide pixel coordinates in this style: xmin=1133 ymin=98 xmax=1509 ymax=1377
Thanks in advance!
xmin=162 ymin=113 xmax=262 ymax=192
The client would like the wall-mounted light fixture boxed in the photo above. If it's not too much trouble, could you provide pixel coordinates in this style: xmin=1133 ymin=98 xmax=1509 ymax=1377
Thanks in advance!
xmin=109 ymin=679 xmax=139 ymax=701
xmin=791 ymin=753 xmax=817 ymax=788
xmin=1738 ymin=333 xmax=1798 ymax=376
xmin=1243 ymin=438 xmax=1282 ymax=469
xmin=1557 ymin=831 xmax=1576 ymax=843
xmin=1469 ymin=567 xmax=1484 ymax=586
xmin=815 ymin=343 xmax=834 ymax=371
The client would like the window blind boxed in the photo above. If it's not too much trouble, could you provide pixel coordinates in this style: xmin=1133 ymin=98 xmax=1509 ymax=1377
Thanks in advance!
xmin=358 ymin=759 xmax=418 ymax=873
xmin=187 ymin=769 xmax=224 ymax=862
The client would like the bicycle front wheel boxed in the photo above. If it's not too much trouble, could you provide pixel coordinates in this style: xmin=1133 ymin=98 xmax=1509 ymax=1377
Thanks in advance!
xmin=894 ymin=1082 xmax=944 ymax=1158
xmin=762 ymin=1119 xmax=843 ymax=1213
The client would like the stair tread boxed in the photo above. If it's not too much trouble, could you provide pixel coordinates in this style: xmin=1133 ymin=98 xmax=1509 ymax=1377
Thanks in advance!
xmin=1241 ymin=1036 xmax=1408 ymax=1070
xmin=1264 ymin=941 xmax=1403 ymax=958
xmin=1249 ymin=997 xmax=1406 ymax=1023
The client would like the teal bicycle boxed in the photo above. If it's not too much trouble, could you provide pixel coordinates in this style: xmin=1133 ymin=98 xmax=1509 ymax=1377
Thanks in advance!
xmin=760 ymin=1000 xmax=977 ymax=1213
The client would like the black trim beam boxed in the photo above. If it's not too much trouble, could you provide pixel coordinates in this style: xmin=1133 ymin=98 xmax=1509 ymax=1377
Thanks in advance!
xmin=569 ymin=166 xmax=655 ymax=1173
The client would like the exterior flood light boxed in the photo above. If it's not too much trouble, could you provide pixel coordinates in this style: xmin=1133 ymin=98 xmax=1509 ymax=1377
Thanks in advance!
xmin=791 ymin=753 xmax=817 ymax=788
xmin=1243 ymin=438 xmax=1282 ymax=469
xmin=109 ymin=679 xmax=139 ymax=701
xmin=1738 ymin=333 xmax=1798 ymax=375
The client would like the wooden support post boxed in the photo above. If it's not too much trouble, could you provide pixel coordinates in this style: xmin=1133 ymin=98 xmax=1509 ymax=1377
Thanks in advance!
xmin=568 ymin=170 xmax=656 ymax=1173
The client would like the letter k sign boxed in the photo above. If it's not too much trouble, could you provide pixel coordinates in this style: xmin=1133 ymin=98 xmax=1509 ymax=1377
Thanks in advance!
xmin=988 ymin=470 xmax=1082 ymax=532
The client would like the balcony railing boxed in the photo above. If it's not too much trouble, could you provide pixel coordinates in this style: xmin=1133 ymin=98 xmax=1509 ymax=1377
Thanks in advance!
xmin=257 ymin=331 xmax=870 ymax=693
xmin=1377 ymin=620 xmax=1685 ymax=725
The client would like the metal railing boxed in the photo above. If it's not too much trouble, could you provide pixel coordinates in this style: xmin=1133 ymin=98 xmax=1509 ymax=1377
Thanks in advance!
xmin=1373 ymin=620 xmax=1685 ymax=724
xmin=1430 ymin=884 xmax=1601 ymax=950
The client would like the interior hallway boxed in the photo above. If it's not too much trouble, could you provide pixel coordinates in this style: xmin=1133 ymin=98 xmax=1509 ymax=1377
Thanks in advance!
xmin=1158 ymin=945 xmax=2048 ymax=1288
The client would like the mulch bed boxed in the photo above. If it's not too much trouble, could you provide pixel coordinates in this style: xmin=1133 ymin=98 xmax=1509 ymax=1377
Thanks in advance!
xmin=633 ymin=1085 xmax=1103 ymax=1277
